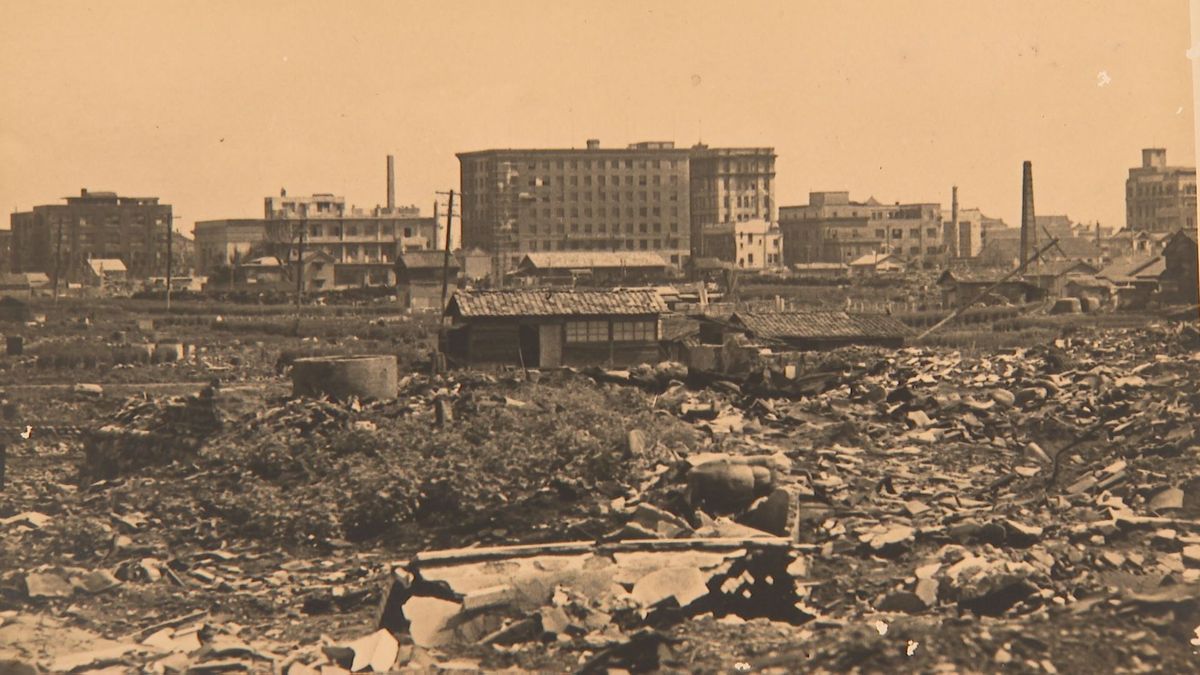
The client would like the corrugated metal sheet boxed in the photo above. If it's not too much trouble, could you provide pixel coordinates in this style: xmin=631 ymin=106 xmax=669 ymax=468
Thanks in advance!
xmin=450 ymin=288 xmax=667 ymax=318
xmin=730 ymin=311 xmax=911 ymax=340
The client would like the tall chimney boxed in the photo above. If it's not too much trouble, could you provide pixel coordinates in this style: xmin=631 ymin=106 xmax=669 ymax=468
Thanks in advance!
xmin=386 ymin=155 xmax=396 ymax=212
xmin=950 ymin=185 xmax=959 ymax=259
xmin=1020 ymin=161 xmax=1036 ymax=268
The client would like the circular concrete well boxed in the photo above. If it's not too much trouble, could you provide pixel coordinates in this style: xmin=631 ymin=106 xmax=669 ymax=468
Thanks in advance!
xmin=291 ymin=354 xmax=398 ymax=401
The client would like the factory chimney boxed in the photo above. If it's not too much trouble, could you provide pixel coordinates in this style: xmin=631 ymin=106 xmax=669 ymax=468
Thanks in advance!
xmin=386 ymin=155 xmax=396 ymax=212
xmin=1020 ymin=161 xmax=1037 ymax=268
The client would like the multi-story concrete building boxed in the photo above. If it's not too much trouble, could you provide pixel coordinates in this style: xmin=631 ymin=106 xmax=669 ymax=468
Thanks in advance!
xmin=779 ymin=192 xmax=945 ymax=268
xmin=10 ymin=188 xmax=173 ymax=282
xmin=195 ymin=193 xmax=437 ymax=288
xmin=688 ymin=145 xmax=777 ymax=257
xmin=457 ymin=139 xmax=776 ymax=277
xmin=1126 ymin=148 xmax=1197 ymax=233
xmin=458 ymin=140 xmax=693 ymax=278
xmin=701 ymin=219 xmax=782 ymax=270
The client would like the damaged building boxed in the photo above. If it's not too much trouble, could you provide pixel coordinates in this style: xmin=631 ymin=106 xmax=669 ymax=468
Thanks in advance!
xmin=444 ymin=288 xmax=667 ymax=368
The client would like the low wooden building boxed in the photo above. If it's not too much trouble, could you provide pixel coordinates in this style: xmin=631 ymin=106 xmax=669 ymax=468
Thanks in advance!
xmin=1023 ymin=260 xmax=1100 ymax=297
xmin=937 ymin=269 xmax=1046 ymax=307
xmin=512 ymin=251 xmax=672 ymax=285
xmin=444 ymin=288 xmax=667 ymax=368
xmin=702 ymin=310 xmax=911 ymax=350
xmin=396 ymin=251 xmax=461 ymax=310
xmin=0 ymin=296 xmax=30 ymax=322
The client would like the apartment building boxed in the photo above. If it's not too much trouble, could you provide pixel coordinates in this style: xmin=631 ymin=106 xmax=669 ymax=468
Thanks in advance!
xmin=779 ymin=192 xmax=945 ymax=268
xmin=10 ymin=188 xmax=173 ymax=282
xmin=1125 ymin=148 xmax=1197 ymax=233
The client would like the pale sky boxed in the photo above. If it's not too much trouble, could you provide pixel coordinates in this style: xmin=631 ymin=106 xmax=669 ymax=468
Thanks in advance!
xmin=1 ymin=0 xmax=1196 ymax=239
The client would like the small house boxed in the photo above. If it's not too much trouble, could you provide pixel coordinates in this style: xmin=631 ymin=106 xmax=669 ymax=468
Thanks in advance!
xmin=84 ymin=258 xmax=128 ymax=289
xmin=704 ymin=311 xmax=911 ymax=350
xmin=396 ymin=250 xmax=461 ymax=310
xmin=1097 ymin=256 xmax=1166 ymax=309
xmin=848 ymin=252 xmax=904 ymax=277
xmin=1022 ymin=260 xmax=1100 ymax=297
xmin=444 ymin=288 xmax=667 ymax=368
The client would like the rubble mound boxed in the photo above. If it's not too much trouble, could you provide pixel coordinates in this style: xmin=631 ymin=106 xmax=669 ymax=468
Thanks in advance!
xmin=81 ymin=392 xmax=223 ymax=480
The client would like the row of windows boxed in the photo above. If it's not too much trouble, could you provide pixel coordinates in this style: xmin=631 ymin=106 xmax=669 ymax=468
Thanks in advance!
xmin=525 ymin=239 xmax=681 ymax=252
xmin=524 ymin=205 xmax=679 ymax=218
xmin=489 ymin=158 xmax=684 ymax=172
xmin=520 ymin=190 xmax=684 ymax=203
xmin=519 ymin=222 xmax=680 ymax=235
xmin=525 ymin=174 xmax=682 ymax=187
xmin=566 ymin=320 xmax=657 ymax=343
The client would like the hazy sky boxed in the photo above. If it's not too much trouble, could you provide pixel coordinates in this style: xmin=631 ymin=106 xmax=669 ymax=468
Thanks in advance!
xmin=1 ymin=0 xmax=1196 ymax=240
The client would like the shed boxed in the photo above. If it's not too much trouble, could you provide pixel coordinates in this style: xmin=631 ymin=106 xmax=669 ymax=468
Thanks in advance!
xmin=0 ymin=295 xmax=30 ymax=322
xmin=444 ymin=288 xmax=667 ymax=368
xmin=85 ymin=258 xmax=128 ymax=287
xmin=708 ymin=311 xmax=911 ymax=350
xmin=0 ymin=273 xmax=33 ymax=301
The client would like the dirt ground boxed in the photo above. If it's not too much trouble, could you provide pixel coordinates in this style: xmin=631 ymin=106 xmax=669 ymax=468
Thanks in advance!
xmin=1 ymin=302 xmax=1199 ymax=673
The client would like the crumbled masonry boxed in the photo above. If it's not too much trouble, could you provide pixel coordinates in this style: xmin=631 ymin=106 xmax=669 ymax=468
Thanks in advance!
xmin=1 ymin=322 xmax=1199 ymax=671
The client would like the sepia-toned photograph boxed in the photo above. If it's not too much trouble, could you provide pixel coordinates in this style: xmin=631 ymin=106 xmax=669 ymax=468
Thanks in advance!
xmin=0 ymin=1 xmax=1198 ymax=672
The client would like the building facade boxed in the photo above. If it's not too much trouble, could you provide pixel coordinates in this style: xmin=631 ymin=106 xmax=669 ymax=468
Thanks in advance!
xmin=195 ymin=193 xmax=437 ymax=288
xmin=457 ymin=139 xmax=776 ymax=278
xmin=779 ymin=192 xmax=945 ymax=268
xmin=1126 ymin=148 xmax=1197 ymax=233
xmin=458 ymin=140 xmax=693 ymax=278
xmin=700 ymin=219 xmax=782 ymax=270
xmin=688 ymin=145 xmax=777 ymax=258
xmin=10 ymin=189 xmax=173 ymax=282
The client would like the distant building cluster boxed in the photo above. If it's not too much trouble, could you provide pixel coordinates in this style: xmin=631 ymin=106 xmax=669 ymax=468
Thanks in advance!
xmin=2 ymin=145 xmax=1195 ymax=298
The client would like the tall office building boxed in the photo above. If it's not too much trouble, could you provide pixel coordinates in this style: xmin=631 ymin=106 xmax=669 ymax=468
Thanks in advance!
xmin=457 ymin=139 xmax=776 ymax=275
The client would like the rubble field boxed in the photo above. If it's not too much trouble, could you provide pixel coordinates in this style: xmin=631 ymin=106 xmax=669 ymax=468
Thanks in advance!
xmin=1 ymin=320 xmax=1200 ymax=673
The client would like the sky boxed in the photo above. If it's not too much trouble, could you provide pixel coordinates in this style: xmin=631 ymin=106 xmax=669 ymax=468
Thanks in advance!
xmin=1 ymin=0 xmax=1196 ymax=241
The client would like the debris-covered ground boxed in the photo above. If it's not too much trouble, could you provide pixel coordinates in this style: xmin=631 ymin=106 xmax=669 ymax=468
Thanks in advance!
xmin=2 ymin=321 xmax=1200 ymax=673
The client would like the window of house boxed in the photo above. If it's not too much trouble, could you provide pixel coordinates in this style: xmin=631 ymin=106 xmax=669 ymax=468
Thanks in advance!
xmin=613 ymin=320 xmax=655 ymax=341
xmin=566 ymin=320 xmax=608 ymax=343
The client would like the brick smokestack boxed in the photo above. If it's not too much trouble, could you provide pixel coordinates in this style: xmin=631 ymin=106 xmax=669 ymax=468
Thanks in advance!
xmin=387 ymin=155 xmax=395 ymax=212
xmin=1020 ymin=161 xmax=1036 ymax=268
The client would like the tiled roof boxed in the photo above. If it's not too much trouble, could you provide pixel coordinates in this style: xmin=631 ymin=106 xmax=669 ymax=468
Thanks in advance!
xmin=730 ymin=311 xmax=911 ymax=340
xmin=660 ymin=313 xmax=700 ymax=342
xmin=1099 ymin=256 xmax=1163 ymax=283
xmin=1024 ymin=260 xmax=1099 ymax=278
xmin=520 ymin=251 xmax=670 ymax=270
xmin=449 ymin=288 xmax=667 ymax=318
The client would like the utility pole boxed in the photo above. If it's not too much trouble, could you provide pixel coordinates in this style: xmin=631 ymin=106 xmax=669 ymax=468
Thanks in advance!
xmin=438 ymin=189 xmax=455 ymax=317
xmin=165 ymin=215 xmax=180 ymax=313
xmin=295 ymin=219 xmax=306 ymax=313
xmin=52 ymin=221 xmax=64 ymax=304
